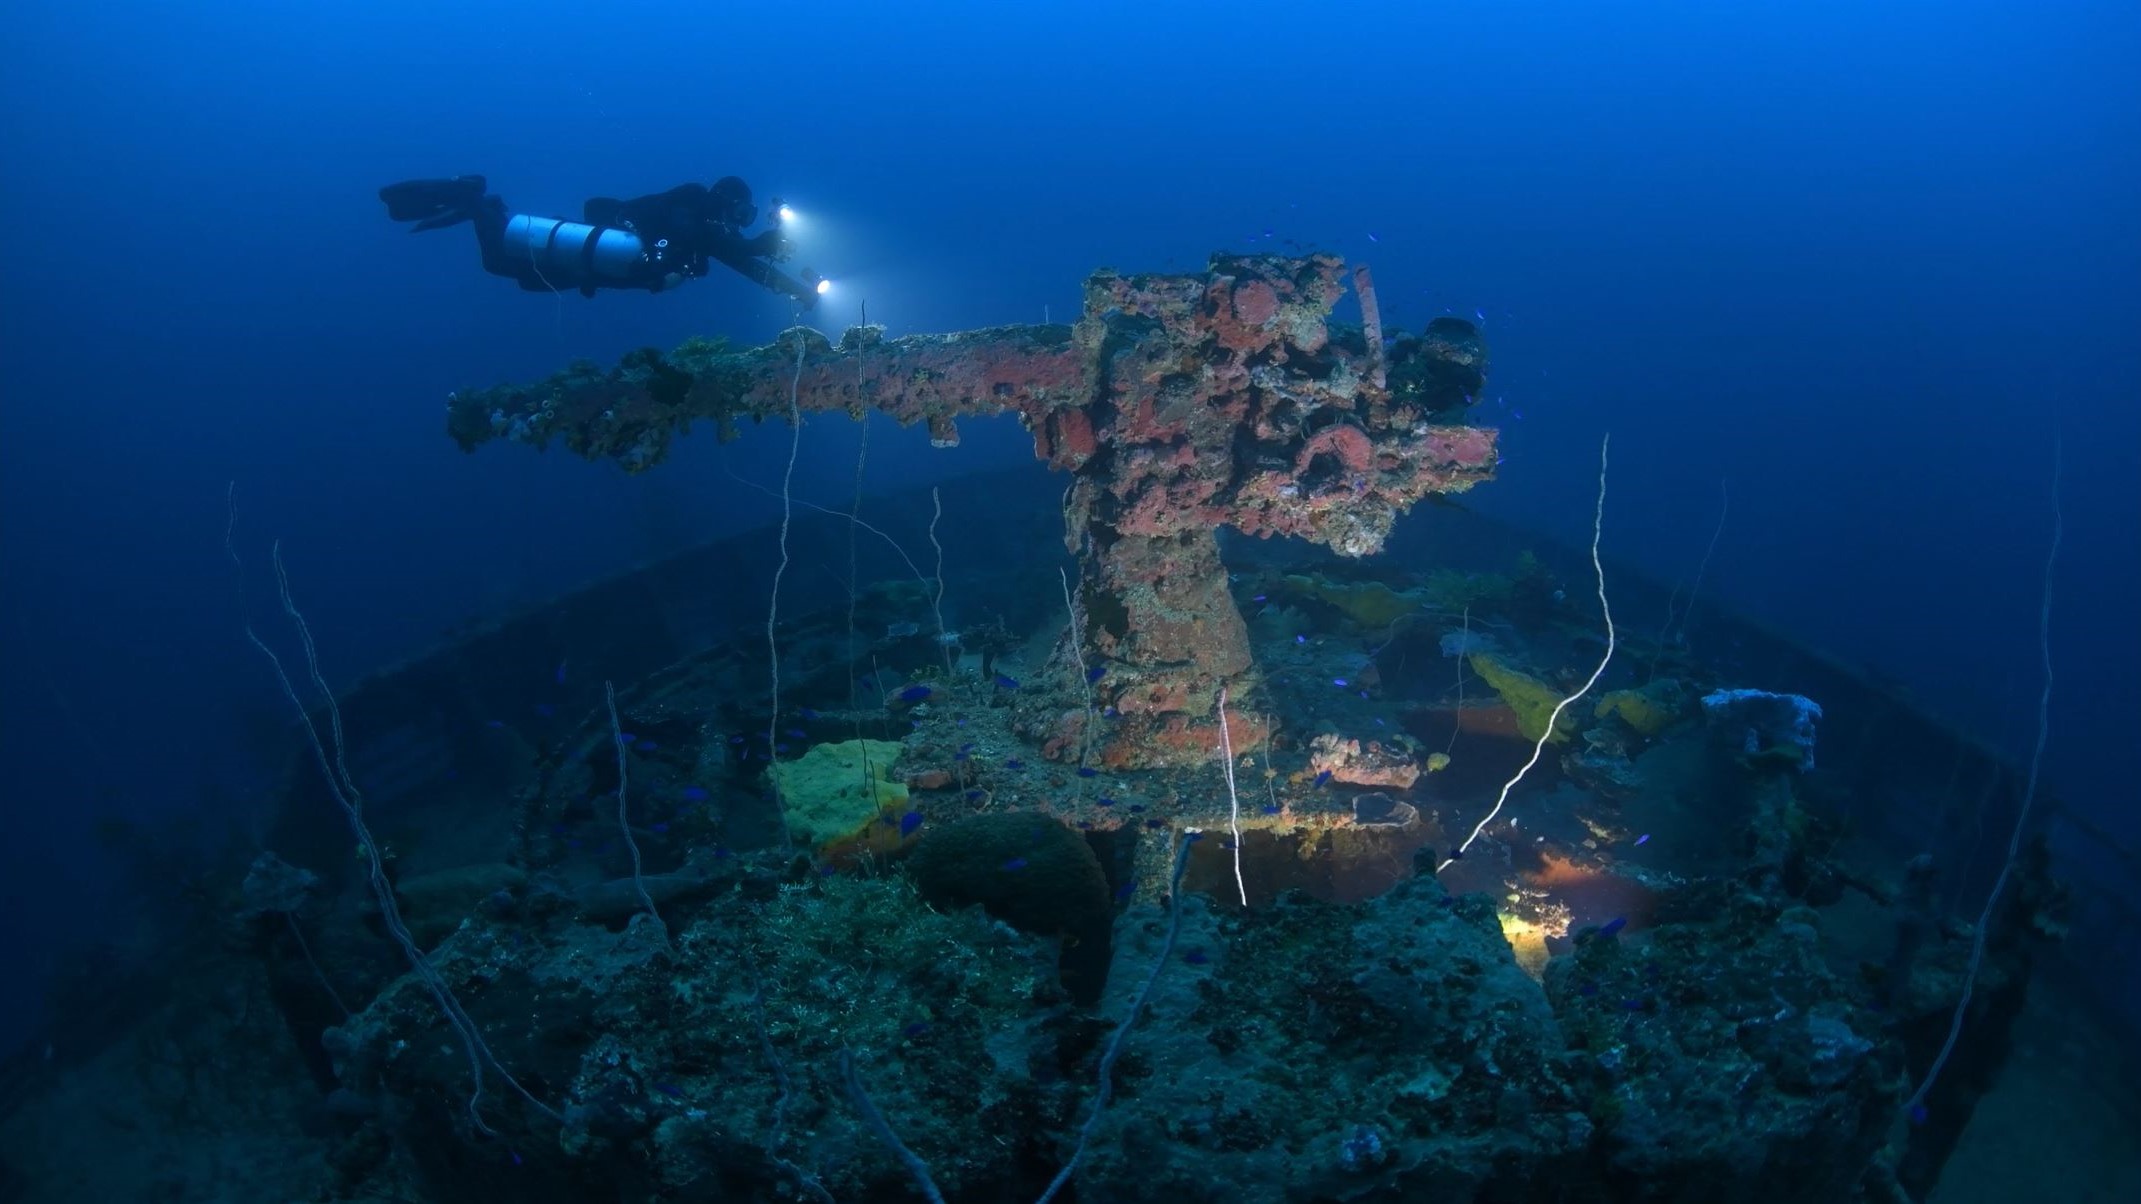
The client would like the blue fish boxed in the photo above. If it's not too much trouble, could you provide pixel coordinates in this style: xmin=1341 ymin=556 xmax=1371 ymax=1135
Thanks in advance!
xmin=1598 ymin=916 xmax=1628 ymax=938
xmin=798 ymin=707 xmax=821 ymax=720
xmin=534 ymin=703 xmax=555 ymax=718
xmin=994 ymin=673 xmax=1020 ymax=690
xmin=638 ymin=740 xmax=658 ymax=751
xmin=1634 ymin=833 xmax=1651 ymax=847
xmin=902 ymin=1021 xmax=932 ymax=1038
xmin=898 ymin=685 xmax=933 ymax=703
xmin=619 ymin=732 xmax=637 ymax=744
xmin=555 ymin=660 xmax=569 ymax=686
xmin=1085 ymin=665 xmax=1106 ymax=683
xmin=1295 ymin=634 xmax=1307 ymax=645
xmin=654 ymin=1083 xmax=685 ymax=1098
xmin=1313 ymin=770 xmax=1332 ymax=788
xmin=1076 ymin=767 xmax=1098 ymax=778
xmin=680 ymin=786 xmax=709 ymax=802
xmin=651 ymin=823 xmax=669 ymax=834
xmin=786 ymin=728 xmax=807 ymax=740
xmin=1002 ymin=856 xmax=1028 ymax=871
xmin=1004 ymin=759 xmax=1025 ymax=770
xmin=1114 ymin=880 xmax=1135 ymax=901
xmin=1333 ymin=678 xmax=1348 ymax=688
xmin=1096 ymin=797 xmax=1116 ymax=808
xmin=899 ymin=811 xmax=924 ymax=838
xmin=1182 ymin=948 xmax=1209 ymax=965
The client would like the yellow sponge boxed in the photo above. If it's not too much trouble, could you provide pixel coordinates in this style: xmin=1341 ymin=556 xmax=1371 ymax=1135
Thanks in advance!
xmin=1595 ymin=688 xmax=1682 ymax=738
xmin=1467 ymin=653 xmax=1576 ymax=743
xmin=771 ymin=739 xmax=909 ymax=851
xmin=1281 ymin=574 xmax=1421 ymax=629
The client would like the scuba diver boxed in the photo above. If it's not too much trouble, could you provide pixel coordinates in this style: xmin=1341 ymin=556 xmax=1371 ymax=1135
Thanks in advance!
xmin=379 ymin=174 xmax=821 ymax=307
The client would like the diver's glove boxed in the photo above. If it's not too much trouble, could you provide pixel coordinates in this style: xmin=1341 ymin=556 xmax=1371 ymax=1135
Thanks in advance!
xmin=743 ymin=228 xmax=789 ymax=260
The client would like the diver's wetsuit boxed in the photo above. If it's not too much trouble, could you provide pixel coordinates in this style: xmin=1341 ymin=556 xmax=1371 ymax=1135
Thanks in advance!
xmin=379 ymin=175 xmax=817 ymax=306
xmin=581 ymin=184 xmax=802 ymax=300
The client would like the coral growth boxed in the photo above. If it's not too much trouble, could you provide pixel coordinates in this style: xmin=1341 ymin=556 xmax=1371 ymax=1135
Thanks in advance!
xmin=1308 ymin=732 xmax=1422 ymax=789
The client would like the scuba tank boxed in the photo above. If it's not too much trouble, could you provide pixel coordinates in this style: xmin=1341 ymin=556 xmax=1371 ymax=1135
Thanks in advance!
xmin=499 ymin=215 xmax=654 ymax=287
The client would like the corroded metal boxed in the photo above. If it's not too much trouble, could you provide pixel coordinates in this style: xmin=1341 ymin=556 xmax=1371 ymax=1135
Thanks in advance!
xmin=450 ymin=254 xmax=1499 ymax=766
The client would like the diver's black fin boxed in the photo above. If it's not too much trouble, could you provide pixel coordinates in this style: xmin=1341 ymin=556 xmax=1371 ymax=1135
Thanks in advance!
xmin=380 ymin=176 xmax=488 ymax=226
xmin=407 ymin=210 xmax=470 ymax=233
